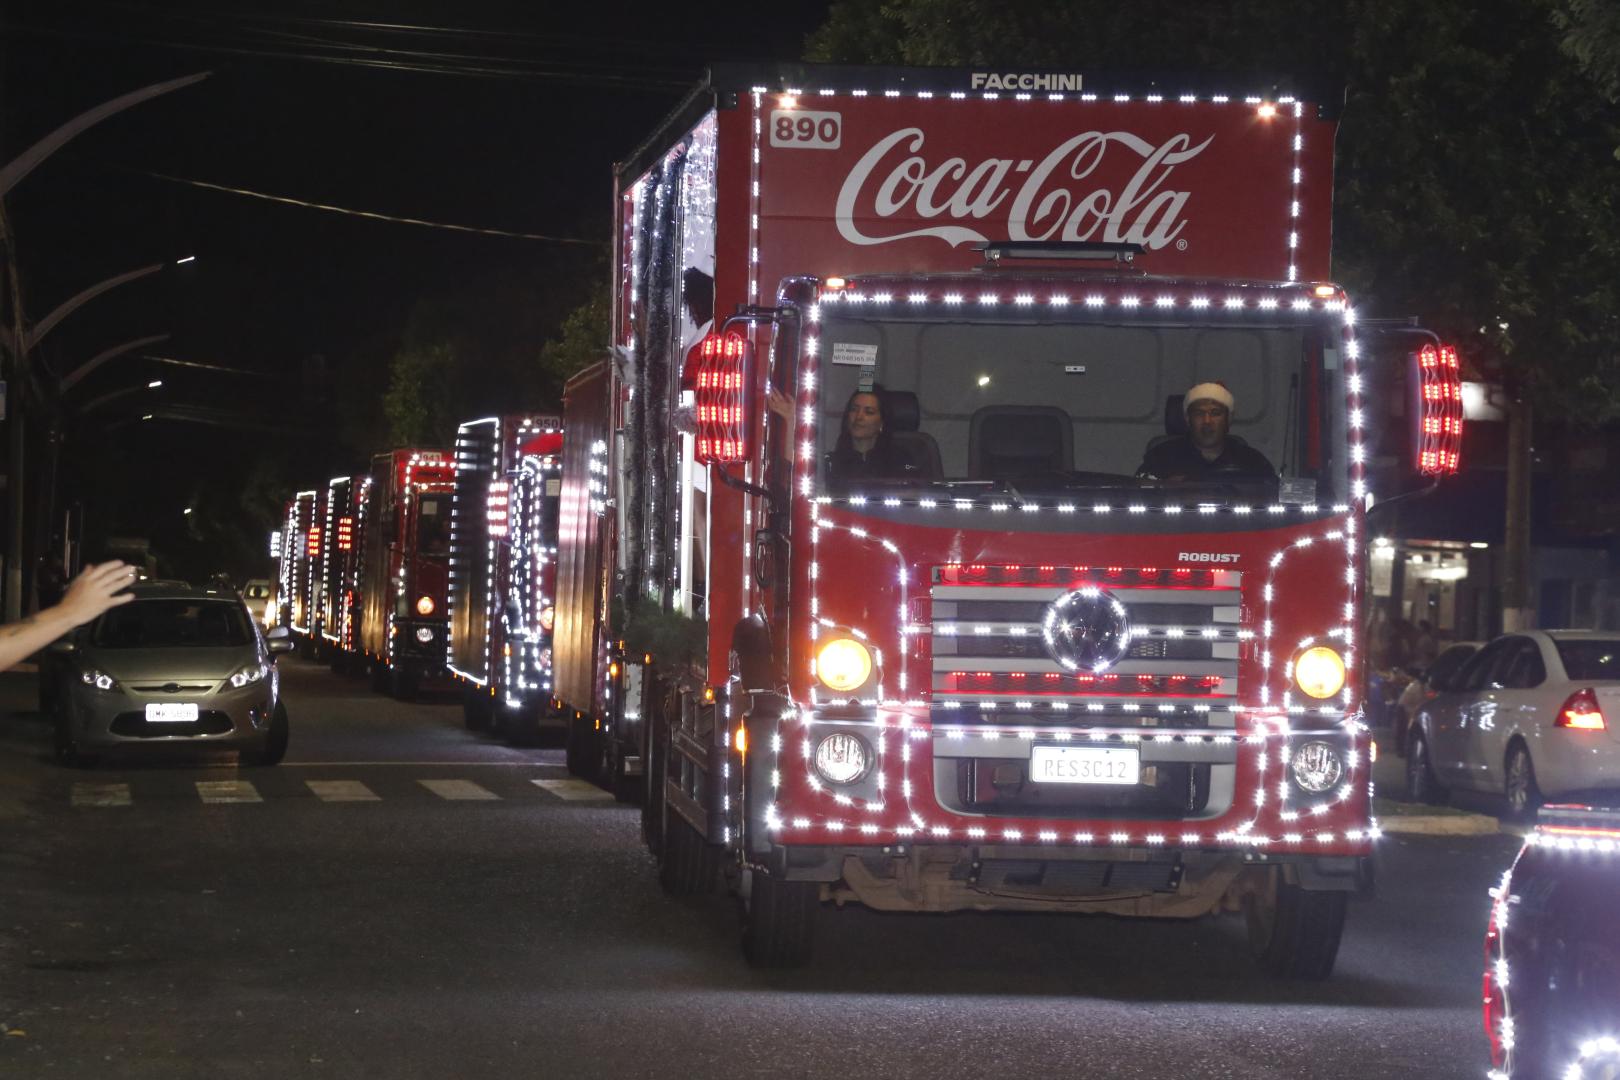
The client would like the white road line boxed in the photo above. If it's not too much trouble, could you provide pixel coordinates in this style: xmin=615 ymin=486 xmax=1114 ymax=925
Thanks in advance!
xmin=531 ymin=778 xmax=613 ymax=802
xmin=71 ymin=783 xmax=131 ymax=808
xmin=418 ymin=779 xmax=499 ymax=801
xmin=196 ymin=780 xmax=262 ymax=804
xmin=305 ymin=780 xmax=380 ymax=803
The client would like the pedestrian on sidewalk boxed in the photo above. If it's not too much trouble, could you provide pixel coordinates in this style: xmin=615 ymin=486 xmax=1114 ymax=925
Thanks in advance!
xmin=0 ymin=561 xmax=136 ymax=672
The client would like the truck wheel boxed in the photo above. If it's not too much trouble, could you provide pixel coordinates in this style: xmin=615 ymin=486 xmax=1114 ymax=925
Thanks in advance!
xmin=658 ymin=808 xmax=718 ymax=897
xmin=741 ymin=868 xmax=817 ymax=968
xmin=601 ymin=737 xmax=637 ymax=803
xmin=1503 ymin=742 xmax=1542 ymax=822
xmin=390 ymin=664 xmax=418 ymax=702
xmin=462 ymin=687 xmax=489 ymax=732
xmin=641 ymin=718 xmax=666 ymax=857
xmin=1246 ymin=873 xmax=1346 ymax=980
xmin=1404 ymin=732 xmax=1446 ymax=805
xmin=565 ymin=716 xmax=594 ymax=778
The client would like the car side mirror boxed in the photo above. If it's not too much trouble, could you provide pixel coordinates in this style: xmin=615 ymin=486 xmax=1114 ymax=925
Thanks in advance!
xmin=47 ymin=638 xmax=76 ymax=655
xmin=265 ymin=626 xmax=295 ymax=656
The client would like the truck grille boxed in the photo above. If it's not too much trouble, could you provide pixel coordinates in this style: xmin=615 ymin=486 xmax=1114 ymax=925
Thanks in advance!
xmin=928 ymin=563 xmax=1243 ymax=722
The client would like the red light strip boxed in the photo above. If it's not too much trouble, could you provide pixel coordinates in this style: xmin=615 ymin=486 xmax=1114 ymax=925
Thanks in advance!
xmin=941 ymin=671 xmax=1226 ymax=696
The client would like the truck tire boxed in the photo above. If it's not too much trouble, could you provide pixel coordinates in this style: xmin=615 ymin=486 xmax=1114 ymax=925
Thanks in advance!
xmin=565 ymin=716 xmax=594 ymax=778
xmin=1246 ymin=873 xmax=1346 ymax=980
xmin=658 ymin=809 xmax=718 ymax=896
xmin=390 ymin=664 xmax=418 ymax=702
xmin=641 ymin=717 xmax=666 ymax=857
xmin=462 ymin=686 xmax=490 ymax=732
xmin=741 ymin=868 xmax=817 ymax=969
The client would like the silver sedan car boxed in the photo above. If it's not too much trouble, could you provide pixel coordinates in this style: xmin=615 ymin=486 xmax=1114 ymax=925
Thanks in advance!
xmin=50 ymin=582 xmax=294 ymax=766
xmin=1406 ymin=630 xmax=1620 ymax=817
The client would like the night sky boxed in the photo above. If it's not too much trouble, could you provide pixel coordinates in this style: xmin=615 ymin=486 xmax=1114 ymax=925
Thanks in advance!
xmin=1 ymin=0 xmax=828 ymax=578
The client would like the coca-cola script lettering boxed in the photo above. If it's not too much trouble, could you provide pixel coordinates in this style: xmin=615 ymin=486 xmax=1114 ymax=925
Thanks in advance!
xmin=833 ymin=127 xmax=1215 ymax=249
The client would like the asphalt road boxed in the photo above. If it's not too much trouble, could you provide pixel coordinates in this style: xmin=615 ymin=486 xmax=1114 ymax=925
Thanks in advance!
xmin=0 ymin=658 xmax=1521 ymax=1079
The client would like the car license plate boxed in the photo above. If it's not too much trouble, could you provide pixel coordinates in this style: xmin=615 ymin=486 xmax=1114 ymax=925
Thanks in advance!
xmin=1030 ymin=745 xmax=1140 ymax=785
xmin=145 ymin=703 xmax=199 ymax=723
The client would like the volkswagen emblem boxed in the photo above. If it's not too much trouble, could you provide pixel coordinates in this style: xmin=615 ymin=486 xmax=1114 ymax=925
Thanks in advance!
xmin=1041 ymin=588 xmax=1131 ymax=673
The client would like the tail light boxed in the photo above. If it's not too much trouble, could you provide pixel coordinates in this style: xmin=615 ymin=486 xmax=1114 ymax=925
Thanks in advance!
xmin=1556 ymin=687 xmax=1606 ymax=730
xmin=1483 ymin=893 xmax=1507 ymax=1068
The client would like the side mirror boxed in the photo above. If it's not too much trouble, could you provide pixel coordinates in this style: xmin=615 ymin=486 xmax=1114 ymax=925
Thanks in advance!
xmin=265 ymin=626 xmax=295 ymax=656
xmin=47 ymin=638 xmax=77 ymax=655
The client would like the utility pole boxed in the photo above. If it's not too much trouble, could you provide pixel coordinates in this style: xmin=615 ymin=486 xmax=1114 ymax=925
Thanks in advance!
xmin=1501 ymin=394 xmax=1534 ymax=632
xmin=0 ymin=72 xmax=209 ymax=619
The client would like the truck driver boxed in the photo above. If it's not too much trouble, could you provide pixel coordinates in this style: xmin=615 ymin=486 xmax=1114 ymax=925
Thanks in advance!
xmin=1137 ymin=382 xmax=1275 ymax=481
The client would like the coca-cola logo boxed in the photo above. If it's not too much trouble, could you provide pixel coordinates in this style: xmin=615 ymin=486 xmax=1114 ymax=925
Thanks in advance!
xmin=834 ymin=127 xmax=1215 ymax=250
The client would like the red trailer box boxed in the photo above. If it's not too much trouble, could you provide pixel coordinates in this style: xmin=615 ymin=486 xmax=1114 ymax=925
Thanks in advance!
xmin=447 ymin=414 xmax=565 ymax=741
xmin=554 ymin=64 xmax=1463 ymax=974
xmin=357 ymin=449 xmax=455 ymax=699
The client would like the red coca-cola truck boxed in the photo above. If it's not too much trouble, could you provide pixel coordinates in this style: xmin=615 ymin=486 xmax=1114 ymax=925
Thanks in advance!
xmin=316 ymin=474 xmax=367 ymax=669
xmin=446 ymin=414 xmax=566 ymax=741
xmin=554 ymin=64 xmax=1464 ymax=974
xmin=284 ymin=488 xmax=322 ymax=652
xmin=357 ymin=449 xmax=455 ymax=699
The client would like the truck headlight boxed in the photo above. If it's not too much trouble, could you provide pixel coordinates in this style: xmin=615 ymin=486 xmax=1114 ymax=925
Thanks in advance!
xmin=539 ymin=606 xmax=555 ymax=632
xmin=813 ymin=731 xmax=871 ymax=785
xmin=1294 ymin=646 xmax=1346 ymax=699
xmin=815 ymin=636 xmax=872 ymax=693
xmin=414 ymin=627 xmax=435 ymax=644
xmin=1291 ymin=740 xmax=1345 ymax=793
xmin=416 ymin=595 xmax=435 ymax=616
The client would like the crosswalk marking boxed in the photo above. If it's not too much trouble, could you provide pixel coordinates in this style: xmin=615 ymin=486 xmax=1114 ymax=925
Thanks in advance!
xmin=71 ymin=783 xmax=131 ymax=808
xmin=196 ymin=780 xmax=262 ymax=804
xmin=305 ymin=779 xmax=380 ymax=803
xmin=418 ymin=779 xmax=498 ymax=801
xmin=531 ymin=778 xmax=613 ymax=802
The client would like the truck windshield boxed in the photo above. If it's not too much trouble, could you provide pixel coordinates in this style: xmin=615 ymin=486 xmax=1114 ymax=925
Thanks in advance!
xmin=415 ymin=494 xmax=451 ymax=556
xmin=812 ymin=313 xmax=1346 ymax=503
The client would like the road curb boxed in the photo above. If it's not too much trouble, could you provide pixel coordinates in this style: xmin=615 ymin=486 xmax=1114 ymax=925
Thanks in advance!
xmin=1379 ymin=813 xmax=1501 ymax=836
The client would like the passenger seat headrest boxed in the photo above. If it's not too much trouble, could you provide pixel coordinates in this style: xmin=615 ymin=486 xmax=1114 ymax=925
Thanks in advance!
xmin=883 ymin=390 xmax=921 ymax=433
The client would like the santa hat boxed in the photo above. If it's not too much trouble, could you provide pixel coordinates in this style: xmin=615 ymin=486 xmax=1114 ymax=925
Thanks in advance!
xmin=1184 ymin=382 xmax=1235 ymax=414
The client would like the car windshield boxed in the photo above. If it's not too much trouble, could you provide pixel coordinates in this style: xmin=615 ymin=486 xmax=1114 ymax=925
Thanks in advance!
xmin=813 ymin=312 xmax=1347 ymax=503
xmin=416 ymin=494 xmax=451 ymax=556
xmin=1556 ymin=639 xmax=1620 ymax=681
xmin=92 ymin=599 xmax=255 ymax=649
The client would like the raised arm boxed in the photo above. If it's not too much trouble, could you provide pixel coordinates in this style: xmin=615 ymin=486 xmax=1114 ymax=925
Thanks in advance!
xmin=0 ymin=561 xmax=136 ymax=672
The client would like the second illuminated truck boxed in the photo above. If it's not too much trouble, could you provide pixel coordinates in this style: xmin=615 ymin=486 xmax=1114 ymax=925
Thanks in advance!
xmin=554 ymin=64 xmax=1464 ymax=975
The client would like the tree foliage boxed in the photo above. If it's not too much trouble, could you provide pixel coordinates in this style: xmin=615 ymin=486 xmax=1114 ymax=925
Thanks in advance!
xmin=537 ymin=280 xmax=611 ymax=392
xmin=807 ymin=0 xmax=1620 ymax=421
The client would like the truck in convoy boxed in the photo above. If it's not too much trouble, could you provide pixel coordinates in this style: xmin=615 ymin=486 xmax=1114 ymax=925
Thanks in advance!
xmin=282 ymin=488 xmax=322 ymax=652
xmin=317 ymin=474 xmax=367 ymax=670
xmin=356 ymin=449 xmax=455 ymax=699
xmin=554 ymin=64 xmax=1465 ymax=975
xmin=447 ymin=414 xmax=566 ymax=741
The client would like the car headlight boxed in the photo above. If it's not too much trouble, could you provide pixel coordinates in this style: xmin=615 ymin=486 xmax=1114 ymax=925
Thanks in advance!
xmin=80 ymin=668 xmax=119 ymax=692
xmin=1290 ymin=740 xmax=1345 ymax=793
xmin=813 ymin=731 xmax=871 ymax=785
xmin=414 ymin=626 xmax=434 ymax=644
xmin=815 ymin=636 xmax=873 ymax=693
xmin=539 ymin=606 xmax=555 ymax=632
xmin=229 ymin=662 xmax=269 ymax=689
xmin=416 ymin=595 xmax=435 ymax=616
xmin=1294 ymin=646 xmax=1347 ymax=699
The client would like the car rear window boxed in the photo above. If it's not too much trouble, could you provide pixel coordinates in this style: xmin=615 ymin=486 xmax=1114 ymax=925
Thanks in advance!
xmin=92 ymin=599 xmax=254 ymax=649
xmin=1555 ymin=640 xmax=1620 ymax=681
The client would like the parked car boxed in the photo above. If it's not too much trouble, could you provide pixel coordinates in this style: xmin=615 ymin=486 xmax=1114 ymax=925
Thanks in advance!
xmin=49 ymin=582 xmax=294 ymax=767
xmin=1392 ymin=640 xmax=1482 ymax=757
xmin=1407 ymin=631 xmax=1620 ymax=817
xmin=241 ymin=578 xmax=277 ymax=629
xmin=1484 ymin=804 xmax=1620 ymax=1079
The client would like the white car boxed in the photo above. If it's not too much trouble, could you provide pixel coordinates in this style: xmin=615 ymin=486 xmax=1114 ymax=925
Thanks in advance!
xmin=1406 ymin=630 xmax=1620 ymax=818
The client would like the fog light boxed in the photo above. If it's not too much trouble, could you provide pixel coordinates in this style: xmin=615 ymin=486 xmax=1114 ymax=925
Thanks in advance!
xmin=1291 ymin=740 xmax=1344 ymax=793
xmin=813 ymin=731 xmax=870 ymax=785
xmin=415 ymin=627 xmax=434 ymax=644
xmin=815 ymin=636 xmax=872 ymax=693
xmin=1294 ymin=646 xmax=1346 ymax=699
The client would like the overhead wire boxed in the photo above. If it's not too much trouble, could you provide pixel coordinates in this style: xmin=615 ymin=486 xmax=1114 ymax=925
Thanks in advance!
xmin=140 ymin=171 xmax=601 ymax=244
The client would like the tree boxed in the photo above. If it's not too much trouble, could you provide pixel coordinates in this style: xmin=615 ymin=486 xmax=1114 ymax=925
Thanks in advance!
xmin=383 ymin=338 xmax=458 ymax=446
xmin=537 ymin=281 xmax=611 ymax=397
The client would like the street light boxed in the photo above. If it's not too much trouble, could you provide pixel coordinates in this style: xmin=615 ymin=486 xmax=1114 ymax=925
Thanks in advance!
xmin=146 ymin=379 xmax=163 ymax=389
